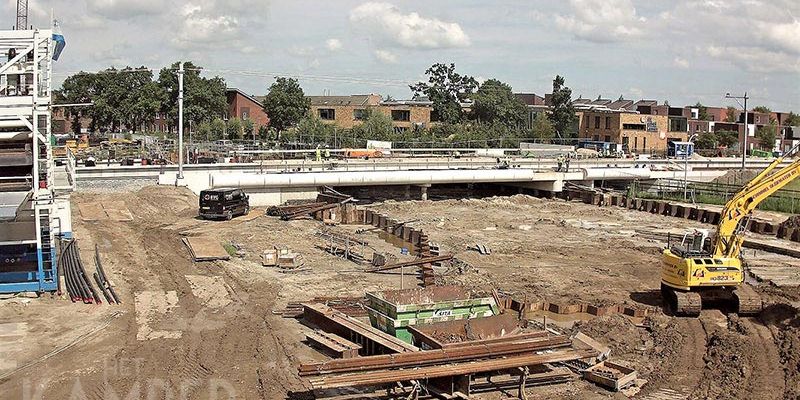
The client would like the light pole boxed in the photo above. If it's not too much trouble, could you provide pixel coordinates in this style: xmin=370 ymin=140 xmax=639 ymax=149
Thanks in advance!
xmin=726 ymin=92 xmax=749 ymax=172
xmin=177 ymin=61 xmax=184 ymax=181
xmin=684 ymin=134 xmax=698 ymax=201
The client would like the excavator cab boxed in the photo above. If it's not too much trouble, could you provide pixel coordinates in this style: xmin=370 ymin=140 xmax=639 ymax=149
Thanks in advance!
xmin=669 ymin=230 xmax=710 ymax=258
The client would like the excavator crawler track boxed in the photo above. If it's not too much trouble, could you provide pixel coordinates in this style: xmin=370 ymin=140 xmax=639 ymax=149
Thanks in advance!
xmin=661 ymin=284 xmax=702 ymax=317
xmin=733 ymin=284 xmax=763 ymax=316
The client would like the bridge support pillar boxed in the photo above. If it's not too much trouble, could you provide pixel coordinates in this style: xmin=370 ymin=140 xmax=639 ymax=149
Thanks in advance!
xmin=416 ymin=184 xmax=431 ymax=201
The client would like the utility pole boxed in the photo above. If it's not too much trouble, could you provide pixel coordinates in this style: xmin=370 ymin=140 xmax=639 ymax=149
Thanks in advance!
xmin=177 ymin=62 xmax=185 ymax=181
xmin=726 ymin=92 xmax=749 ymax=172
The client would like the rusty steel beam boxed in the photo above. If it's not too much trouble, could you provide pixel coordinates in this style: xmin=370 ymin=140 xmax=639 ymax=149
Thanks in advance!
xmin=299 ymin=334 xmax=571 ymax=376
xmin=302 ymin=303 xmax=418 ymax=355
xmin=365 ymin=254 xmax=453 ymax=273
xmin=307 ymin=349 xmax=597 ymax=389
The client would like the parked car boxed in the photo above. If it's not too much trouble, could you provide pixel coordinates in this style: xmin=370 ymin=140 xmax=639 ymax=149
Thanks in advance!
xmin=198 ymin=188 xmax=250 ymax=220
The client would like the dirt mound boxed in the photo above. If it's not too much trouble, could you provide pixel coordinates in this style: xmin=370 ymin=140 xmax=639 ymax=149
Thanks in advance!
xmin=761 ymin=303 xmax=800 ymax=399
xmin=692 ymin=328 xmax=751 ymax=400
xmin=713 ymin=169 xmax=759 ymax=186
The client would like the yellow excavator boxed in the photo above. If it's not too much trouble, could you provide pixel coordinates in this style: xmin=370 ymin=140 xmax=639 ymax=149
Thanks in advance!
xmin=661 ymin=149 xmax=800 ymax=316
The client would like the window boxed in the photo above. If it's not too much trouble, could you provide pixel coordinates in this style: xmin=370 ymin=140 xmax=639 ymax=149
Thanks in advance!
xmin=634 ymin=137 xmax=638 ymax=150
xmin=643 ymin=137 xmax=647 ymax=150
xmin=593 ymin=135 xmax=600 ymax=141
xmin=354 ymin=109 xmax=367 ymax=120
xmin=318 ymin=108 xmax=335 ymax=120
xmin=605 ymin=117 xmax=611 ymax=129
xmin=241 ymin=107 xmax=250 ymax=120
xmin=430 ymin=110 xmax=441 ymax=122
xmin=623 ymin=123 xmax=646 ymax=130
xmin=604 ymin=135 xmax=611 ymax=142
xmin=391 ymin=110 xmax=411 ymax=122
xmin=594 ymin=116 xmax=601 ymax=129
xmin=393 ymin=126 xmax=409 ymax=134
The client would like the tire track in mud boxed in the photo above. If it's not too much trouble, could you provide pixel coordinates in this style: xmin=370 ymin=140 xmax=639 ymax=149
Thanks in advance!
xmin=675 ymin=317 xmax=708 ymax=397
xmin=739 ymin=317 xmax=784 ymax=400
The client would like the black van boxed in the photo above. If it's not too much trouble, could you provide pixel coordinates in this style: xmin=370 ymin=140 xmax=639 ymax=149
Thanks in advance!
xmin=199 ymin=188 xmax=250 ymax=220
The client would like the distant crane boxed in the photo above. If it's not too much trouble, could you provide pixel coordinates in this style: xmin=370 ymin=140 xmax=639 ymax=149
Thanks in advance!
xmin=16 ymin=0 xmax=28 ymax=30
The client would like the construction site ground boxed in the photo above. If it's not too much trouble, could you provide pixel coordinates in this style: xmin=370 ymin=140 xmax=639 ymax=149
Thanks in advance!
xmin=1 ymin=184 xmax=799 ymax=399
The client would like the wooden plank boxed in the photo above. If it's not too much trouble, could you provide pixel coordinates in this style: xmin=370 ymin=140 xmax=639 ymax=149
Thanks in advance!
xmin=182 ymin=236 xmax=230 ymax=261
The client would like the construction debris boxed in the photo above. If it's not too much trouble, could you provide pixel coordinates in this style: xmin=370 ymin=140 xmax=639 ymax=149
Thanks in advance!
xmin=583 ymin=361 xmax=637 ymax=391
xmin=470 ymin=243 xmax=492 ymax=255
xmin=305 ymin=330 xmax=362 ymax=359
xmin=59 ymin=239 xmax=102 ymax=304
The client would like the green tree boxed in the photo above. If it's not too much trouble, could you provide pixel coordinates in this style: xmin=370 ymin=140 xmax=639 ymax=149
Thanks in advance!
xmin=531 ymin=112 xmax=555 ymax=139
xmin=756 ymin=122 xmax=778 ymax=151
xmin=694 ymin=102 xmax=709 ymax=120
xmin=243 ymin=119 xmax=255 ymax=140
xmin=353 ymin=109 xmax=394 ymax=142
xmin=295 ymin=116 xmax=335 ymax=144
xmin=784 ymin=111 xmax=800 ymax=126
xmin=258 ymin=125 xmax=272 ymax=141
xmin=120 ymin=69 xmax=164 ymax=133
xmin=470 ymin=79 xmax=527 ymax=128
xmin=410 ymin=63 xmax=478 ymax=124
xmin=549 ymin=75 xmax=577 ymax=139
xmin=227 ymin=117 xmax=244 ymax=140
xmin=196 ymin=121 xmax=212 ymax=141
xmin=694 ymin=132 xmax=718 ymax=149
xmin=58 ymin=72 xmax=98 ymax=133
xmin=716 ymin=130 xmax=739 ymax=148
xmin=157 ymin=61 xmax=227 ymax=132
xmin=753 ymin=105 xmax=772 ymax=113
xmin=262 ymin=77 xmax=309 ymax=132
xmin=725 ymin=106 xmax=737 ymax=123
xmin=210 ymin=118 xmax=226 ymax=140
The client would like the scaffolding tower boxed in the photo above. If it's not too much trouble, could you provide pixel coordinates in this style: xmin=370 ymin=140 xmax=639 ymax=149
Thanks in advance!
xmin=0 ymin=27 xmax=60 ymax=293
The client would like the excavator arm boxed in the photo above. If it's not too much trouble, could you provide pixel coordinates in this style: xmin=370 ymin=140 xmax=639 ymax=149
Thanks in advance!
xmin=713 ymin=151 xmax=800 ymax=258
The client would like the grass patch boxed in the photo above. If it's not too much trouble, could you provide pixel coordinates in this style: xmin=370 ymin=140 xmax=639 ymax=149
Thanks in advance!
xmin=222 ymin=243 xmax=238 ymax=257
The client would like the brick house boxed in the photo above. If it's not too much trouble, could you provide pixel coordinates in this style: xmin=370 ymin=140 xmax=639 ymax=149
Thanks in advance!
xmin=226 ymin=88 xmax=270 ymax=132
xmin=308 ymin=94 xmax=433 ymax=133
xmin=578 ymin=109 xmax=686 ymax=153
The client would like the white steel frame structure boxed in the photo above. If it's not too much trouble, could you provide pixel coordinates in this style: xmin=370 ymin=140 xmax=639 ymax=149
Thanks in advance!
xmin=0 ymin=28 xmax=58 ymax=293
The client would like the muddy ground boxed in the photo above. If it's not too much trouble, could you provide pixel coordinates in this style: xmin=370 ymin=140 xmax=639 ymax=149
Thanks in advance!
xmin=0 ymin=185 xmax=798 ymax=399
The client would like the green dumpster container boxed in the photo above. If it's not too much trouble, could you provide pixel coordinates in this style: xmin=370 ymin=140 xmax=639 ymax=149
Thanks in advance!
xmin=366 ymin=286 xmax=499 ymax=344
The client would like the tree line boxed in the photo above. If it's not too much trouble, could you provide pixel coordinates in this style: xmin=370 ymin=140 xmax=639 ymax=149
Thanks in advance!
xmin=262 ymin=63 xmax=578 ymax=148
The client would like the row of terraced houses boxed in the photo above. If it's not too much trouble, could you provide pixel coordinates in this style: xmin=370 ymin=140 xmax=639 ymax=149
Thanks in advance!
xmin=53 ymin=88 xmax=799 ymax=154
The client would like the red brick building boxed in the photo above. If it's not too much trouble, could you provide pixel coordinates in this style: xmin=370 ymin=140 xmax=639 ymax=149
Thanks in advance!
xmin=226 ymin=88 xmax=269 ymax=131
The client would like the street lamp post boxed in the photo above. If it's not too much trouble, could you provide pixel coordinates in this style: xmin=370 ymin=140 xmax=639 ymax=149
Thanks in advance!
xmin=684 ymin=134 xmax=698 ymax=201
xmin=177 ymin=62 xmax=184 ymax=181
xmin=726 ymin=92 xmax=749 ymax=172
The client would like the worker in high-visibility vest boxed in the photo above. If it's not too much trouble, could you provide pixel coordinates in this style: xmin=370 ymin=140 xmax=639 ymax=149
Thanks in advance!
xmin=324 ymin=146 xmax=331 ymax=160
xmin=315 ymin=145 xmax=322 ymax=162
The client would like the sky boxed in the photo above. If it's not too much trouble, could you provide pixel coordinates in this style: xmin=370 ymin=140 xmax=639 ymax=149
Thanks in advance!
xmin=2 ymin=0 xmax=799 ymax=111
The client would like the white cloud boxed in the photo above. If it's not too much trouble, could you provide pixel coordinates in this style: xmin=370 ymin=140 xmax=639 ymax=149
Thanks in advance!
xmin=350 ymin=2 xmax=470 ymax=49
xmin=172 ymin=4 xmax=240 ymax=50
xmin=707 ymin=45 xmax=800 ymax=73
xmin=288 ymin=45 xmax=314 ymax=57
xmin=374 ymin=49 xmax=398 ymax=63
xmin=554 ymin=0 xmax=646 ymax=43
xmin=326 ymin=38 xmax=343 ymax=52
xmin=673 ymin=56 xmax=689 ymax=69
xmin=86 ymin=0 xmax=162 ymax=20
xmin=760 ymin=20 xmax=800 ymax=55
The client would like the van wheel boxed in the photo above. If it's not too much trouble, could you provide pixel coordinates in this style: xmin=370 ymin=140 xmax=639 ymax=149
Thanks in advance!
xmin=244 ymin=206 xmax=251 ymax=215
xmin=226 ymin=212 xmax=232 ymax=220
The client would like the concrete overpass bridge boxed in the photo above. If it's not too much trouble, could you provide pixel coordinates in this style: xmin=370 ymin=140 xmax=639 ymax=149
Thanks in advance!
xmin=70 ymin=156 xmax=786 ymax=205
